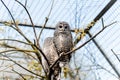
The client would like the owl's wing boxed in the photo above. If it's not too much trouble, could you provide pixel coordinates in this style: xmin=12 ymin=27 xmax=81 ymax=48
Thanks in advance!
xmin=42 ymin=37 xmax=58 ymax=72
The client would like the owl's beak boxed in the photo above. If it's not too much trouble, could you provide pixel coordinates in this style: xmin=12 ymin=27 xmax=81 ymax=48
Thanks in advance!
xmin=61 ymin=28 xmax=65 ymax=31
xmin=59 ymin=28 xmax=65 ymax=33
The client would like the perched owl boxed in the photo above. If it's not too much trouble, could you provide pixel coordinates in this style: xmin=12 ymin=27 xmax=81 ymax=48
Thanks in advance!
xmin=53 ymin=21 xmax=73 ymax=62
xmin=42 ymin=21 xmax=73 ymax=80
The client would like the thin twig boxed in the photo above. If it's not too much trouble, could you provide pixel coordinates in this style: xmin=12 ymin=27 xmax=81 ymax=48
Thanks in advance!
xmin=15 ymin=0 xmax=38 ymax=43
xmin=0 ymin=39 xmax=32 ymax=45
xmin=96 ymin=64 xmax=118 ymax=78
xmin=1 ymin=0 xmax=46 ymax=78
xmin=12 ymin=69 xmax=26 ymax=80
xmin=38 ymin=17 xmax=48 ymax=42
xmin=47 ymin=0 xmax=54 ymax=18
xmin=34 ymin=44 xmax=50 ymax=66
xmin=1 ymin=54 xmax=45 ymax=78
xmin=15 ymin=1 xmax=44 ymax=70
xmin=38 ymin=0 xmax=54 ymax=41
xmin=25 ymin=0 xmax=27 ymax=7
xmin=6 ymin=25 xmax=43 ymax=66
xmin=1 ymin=0 xmax=32 ymax=43
xmin=111 ymin=49 xmax=120 ymax=63
xmin=0 ymin=49 xmax=36 ymax=54
xmin=10 ymin=25 xmax=31 ymax=43
xmin=101 ymin=18 xmax=104 ymax=28
xmin=7 ymin=25 xmax=42 ymax=67
xmin=50 ymin=21 xmax=117 ymax=69
xmin=1 ymin=0 xmax=18 ymax=28
xmin=0 ymin=64 xmax=15 ymax=72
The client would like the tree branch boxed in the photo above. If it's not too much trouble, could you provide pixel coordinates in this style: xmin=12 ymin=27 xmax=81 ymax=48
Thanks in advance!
xmin=0 ymin=49 xmax=36 ymax=54
xmin=12 ymin=69 xmax=26 ymax=80
xmin=111 ymin=49 xmax=120 ymax=63
xmin=1 ymin=0 xmax=32 ymax=43
xmin=38 ymin=0 xmax=54 ymax=42
xmin=0 ymin=39 xmax=32 ymax=45
xmin=1 ymin=0 xmax=49 ymax=78
xmin=1 ymin=54 xmax=45 ymax=78
xmin=1 ymin=0 xmax=18 ymax=28
xmin=34 ymin=44 xmax=50 ymax=66
xmin=15 ymin=0 xmax=37 ymax=43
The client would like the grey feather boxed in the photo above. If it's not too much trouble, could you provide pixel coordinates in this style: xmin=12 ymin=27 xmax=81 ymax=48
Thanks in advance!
xmin=53 ymin=21 xmax=73 ymax=62
xmin=42 ymin=21 xmax=73 ymax=80
xmin=42 ymin=37 xmax=60 ymax=80
xmin=42 ymin=37 xmax=58 ymax=72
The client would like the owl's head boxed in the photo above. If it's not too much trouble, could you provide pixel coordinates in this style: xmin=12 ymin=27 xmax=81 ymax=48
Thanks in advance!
xmin=55 ymin=21 xmax=71 ymax=33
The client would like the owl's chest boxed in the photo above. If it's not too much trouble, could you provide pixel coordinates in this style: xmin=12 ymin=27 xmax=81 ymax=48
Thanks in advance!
xmin=59 ymin=34 xmax=66 ymax=41
xmin=55 ymin=34 xmax=72 ymax=53
xmin=58 ymin=34 xmax=68 ymax=45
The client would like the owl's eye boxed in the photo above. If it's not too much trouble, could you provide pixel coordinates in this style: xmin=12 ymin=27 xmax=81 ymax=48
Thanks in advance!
xmin=65 ymin=26 xmax=67 ymax=29
xmin=59 ymin=26 xmax=62 ymax=28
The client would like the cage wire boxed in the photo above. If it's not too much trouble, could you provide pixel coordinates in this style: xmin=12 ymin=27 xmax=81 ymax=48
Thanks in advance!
xmin=0 ymin=0 xmax=120 ymax=80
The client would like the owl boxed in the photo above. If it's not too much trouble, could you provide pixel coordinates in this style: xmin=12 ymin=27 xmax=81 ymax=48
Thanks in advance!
xmin=53 ymin=21 xmax=73 ymax=62
xmin=42 ymin=21 xmax=73 ymax=80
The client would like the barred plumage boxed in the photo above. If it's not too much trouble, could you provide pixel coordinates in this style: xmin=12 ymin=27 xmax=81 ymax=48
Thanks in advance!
xmin=42 ymin=21 xmax=73 ymax=80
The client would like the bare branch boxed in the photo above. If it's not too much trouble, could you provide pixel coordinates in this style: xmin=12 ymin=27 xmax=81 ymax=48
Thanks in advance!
xmin=101 ymin=18 xmax=105 ymax=28
xmin=1 ymin=0 xmax=32 ymax=43
xmin=1 ymin=54 xmax=45 ymax=78
xmin=50 ymin=21 xmax=117 ymax=69
xmin=9 ymin=25 xmax=31 ymax=43
xmin=0 ymin=39 xmax=32 ymax=45
xmin=111 ymin=49 xmax=120 ymax=63
xmin=12 ymin=69 xmax=27 ymax=80
xmin=97 ymin=64 xmax=118 ymax=78
xmin=34 ymin=44 xmax=50 ymax=66
xmin=48 ymin=0 xmax=54 ymax=17
xmin=38 ymin=0 xmax=54 ymax=42
xmin=1 ymin=0 xmax=30 ymax=44
xmin=0 ymin=49 xmax=36 ymax=54
xmin=7 ymin=25 xmax=42 ymax=68
xmin=25 ymin=0 xmax=27 ymax=7
xmin=15 ymin=0 xmax=37 ymax=42
xmin=38 ymin=17 xmax=48 ymax=42
xmin=0 ymin=63 xmax=15 ymax=72
xmin=1 ymin=0 xmax=18 ymax=28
